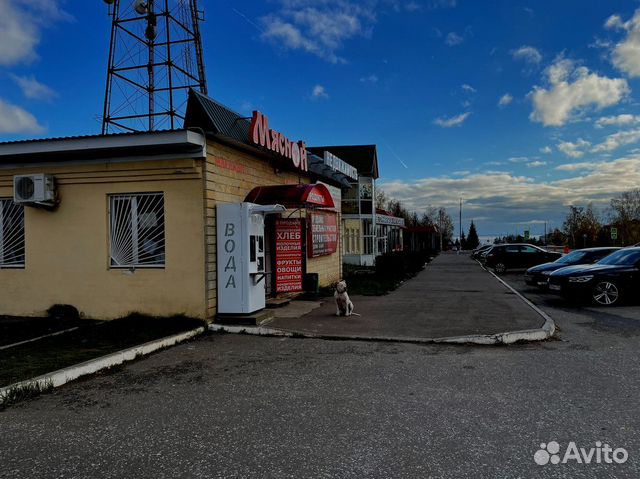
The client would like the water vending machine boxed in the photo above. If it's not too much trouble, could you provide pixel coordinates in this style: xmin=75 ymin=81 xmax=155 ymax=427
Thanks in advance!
xmin=216 ymin=202 xmax=285 ymax=315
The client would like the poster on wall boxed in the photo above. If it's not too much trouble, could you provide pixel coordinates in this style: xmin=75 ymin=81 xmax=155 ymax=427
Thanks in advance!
xmin=308 ymin=211 xmax=338 ymax=258
xmin=275 ymin=219 xmax=303 ymax=293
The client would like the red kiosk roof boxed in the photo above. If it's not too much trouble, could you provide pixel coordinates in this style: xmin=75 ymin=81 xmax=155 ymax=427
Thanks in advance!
xmin=245 ymin=184 xmax=335 ymax=209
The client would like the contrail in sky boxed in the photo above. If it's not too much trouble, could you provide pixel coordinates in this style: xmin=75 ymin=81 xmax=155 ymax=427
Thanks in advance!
xmin=232 ymin=8 xmax=263 ymax=33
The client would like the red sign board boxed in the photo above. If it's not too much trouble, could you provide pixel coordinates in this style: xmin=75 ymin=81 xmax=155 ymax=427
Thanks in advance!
xmin=250 ymin=111 xmax=308 ymax=172
xmin=275 ymin=219 xmax=304 ymax=293
xmin=307 ymin=211 xmax=339 ymax=258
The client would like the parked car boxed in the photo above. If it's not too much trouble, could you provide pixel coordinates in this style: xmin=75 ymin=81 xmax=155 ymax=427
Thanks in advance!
xmin=524 ymin=247 xmax=620 ymax=288
xmin=548 ymin=247 xmax=640 ymax=306
xmin=484 ymin=243 xmax=562 ymax=274
xmin=471 ymin=244 xmax=493 ymax=260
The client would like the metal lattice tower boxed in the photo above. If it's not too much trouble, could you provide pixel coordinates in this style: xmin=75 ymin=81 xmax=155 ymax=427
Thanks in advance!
xmin=101 ymin=0 xmax=207 ymax=134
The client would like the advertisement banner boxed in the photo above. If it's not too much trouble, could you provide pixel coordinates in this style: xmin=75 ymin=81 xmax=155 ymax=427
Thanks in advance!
xmin=308 ymin=211 xmax=338 ymax=258
xmin=275 ymin=219 xmax=303 ymax=293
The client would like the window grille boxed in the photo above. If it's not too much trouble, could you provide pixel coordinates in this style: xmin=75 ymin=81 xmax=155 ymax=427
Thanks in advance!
xmin=0 ymin=199 xmax=25 ymax=268
xmin=109 ymin=193 xmax=165 ymax=267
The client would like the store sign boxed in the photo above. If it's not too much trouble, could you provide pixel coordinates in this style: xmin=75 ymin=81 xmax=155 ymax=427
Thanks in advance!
xmin=275 ymin=219 xmax=304 ymax=293
xmin=250 ymin=111 xmax=308 ymax=172
xmin=323 ymin=151 xmax=358 ymax=181
xmin=377 ymin=214 xmax=405 ymax=227
xmin=308 ymin=211 xmax=338 ymax=258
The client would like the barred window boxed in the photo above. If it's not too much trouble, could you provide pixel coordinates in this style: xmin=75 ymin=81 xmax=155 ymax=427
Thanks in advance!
xmin=109 ymin=193 xmax=165 ymax=268
xmin=0 ymin=199 xmax=25 ymax=268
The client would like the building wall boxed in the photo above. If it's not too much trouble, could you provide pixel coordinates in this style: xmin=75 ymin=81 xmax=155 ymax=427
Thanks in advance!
xmin=204 ymin=141 xmax=343 ymax=318
xmin=0 ymin=159 xmax=207 ymax=319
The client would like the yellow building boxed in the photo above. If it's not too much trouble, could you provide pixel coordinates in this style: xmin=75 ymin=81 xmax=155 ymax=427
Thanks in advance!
xmin=0 ymin=91 xmax=352 ymax=321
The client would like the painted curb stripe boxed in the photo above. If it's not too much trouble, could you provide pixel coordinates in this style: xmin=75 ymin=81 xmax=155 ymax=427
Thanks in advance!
xmin=0 ymin=327 xmax=80 ymax=351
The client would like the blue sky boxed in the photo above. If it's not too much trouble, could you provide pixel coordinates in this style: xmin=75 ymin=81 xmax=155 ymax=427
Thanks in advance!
xmin=3 ymin=1 xmax=640 ymax=237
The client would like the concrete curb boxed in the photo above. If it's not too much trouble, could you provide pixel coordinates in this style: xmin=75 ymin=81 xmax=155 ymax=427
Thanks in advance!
xmin=476 ymin=259 xmax=556 ymax=342
xmin=0 ymin=326 xmax=205 ymax=405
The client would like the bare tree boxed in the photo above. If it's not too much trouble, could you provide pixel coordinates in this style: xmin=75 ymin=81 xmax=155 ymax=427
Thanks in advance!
xmin=610 ymin=189 xmax=640 ymax=245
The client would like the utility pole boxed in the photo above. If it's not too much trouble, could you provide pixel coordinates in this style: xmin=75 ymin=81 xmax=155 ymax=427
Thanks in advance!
xmin=438 ymin=208 xmax=443 ymax=252
xmin=459 ymin=198 xmax=462 ymax=247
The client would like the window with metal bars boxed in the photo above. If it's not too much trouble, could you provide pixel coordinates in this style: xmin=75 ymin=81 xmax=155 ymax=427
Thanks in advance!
xmin=109 ymin=193 xmax=165 ymax=268
xmin=0 ymin=199 xmax=25 ymax=268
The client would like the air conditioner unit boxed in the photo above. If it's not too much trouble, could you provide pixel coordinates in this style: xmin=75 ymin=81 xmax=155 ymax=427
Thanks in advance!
xmin=13 ymin=174 xmax=56 ymax=207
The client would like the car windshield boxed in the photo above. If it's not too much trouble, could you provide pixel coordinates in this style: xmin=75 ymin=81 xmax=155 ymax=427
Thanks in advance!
xmin=556 ymin=251 xmax=588 ymax=264
xmin=597 ymin=249 xmax=640 ymax=266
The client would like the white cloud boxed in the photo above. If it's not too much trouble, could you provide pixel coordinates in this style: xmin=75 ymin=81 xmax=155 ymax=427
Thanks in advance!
xmin=461 ymin=84 xmax=476 ymax=93
xmin=428 ymin=0 xmax=457 ymax=8
xmin=605 ymin=14 xmax=626 ymax=30
xmin=378 ymin=156 xmax=640 ymax=231
xmin=433 ymin=112 xmax=470 ymax=127
xmin=595 ymin=114 xmax=640 ymax=128
xmin=261 ymin=1 xmax=375 ymax=64
xmin=540 ymin=146 xmax=552 ymax=154
xmin=527 ymin=161 xmax=547 ymax=168
xmin=360 ymin=74 xmax=378 ymax=83
xmin=591 ymin=128 xmax=640 ymax=153
xmin=0 ymin=0 xmax=71 ymax=66
xmin=508 ymin=156 xmax=529 ymax=163
xmin=0 ymin=97 xmax=44 ymax=134
xmin=498 ymin=93 xmax=513 ymax=107
xmin=511 ymin=45 xmax=542 ymax=64
xmin=557 ymin=139 xmax=591 ymax=158
xmin=10 ymin=74 xmax=57 ymax=101
xmin=311 ymin=84 xmax=329 ymax=99
xmin=529 ymin=59 xmax=629 ymax=127
xmin=608 ymin=10 xmax=640 ymax=77
xmin=404 ymin=2 xmax=420 ymax=12
xmin=555 ymin=161 xmax=600 ymax=172
xmin=445 ymin=32 xmax=463 ymax=46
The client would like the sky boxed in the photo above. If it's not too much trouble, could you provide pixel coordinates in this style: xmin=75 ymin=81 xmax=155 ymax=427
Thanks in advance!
xmin=3 ymin=1 xmax=640 ymax=238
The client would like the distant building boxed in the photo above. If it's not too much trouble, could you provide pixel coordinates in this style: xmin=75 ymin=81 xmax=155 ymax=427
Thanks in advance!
xmin=309 ymin=145 xmax=405 ymax=266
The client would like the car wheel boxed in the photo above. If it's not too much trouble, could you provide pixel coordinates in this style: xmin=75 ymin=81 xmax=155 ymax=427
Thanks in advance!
xmin=494 ymin=263 xmax=506 ymax=274
xmin=592 ymin=281 xmax=620 ymax=306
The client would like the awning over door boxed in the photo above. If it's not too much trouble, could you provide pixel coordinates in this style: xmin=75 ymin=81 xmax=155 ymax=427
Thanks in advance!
xmin=244 ymin=183 xmax=335 ymax=209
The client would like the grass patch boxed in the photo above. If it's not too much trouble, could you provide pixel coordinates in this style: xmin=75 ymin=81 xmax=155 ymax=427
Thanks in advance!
xmin=0 ymin=314 xmax=204 ymax=388
xmin=339 ymin=251 xmax=436 ymax=296
xmin=339 ymin=273 xmax=404 ymax=296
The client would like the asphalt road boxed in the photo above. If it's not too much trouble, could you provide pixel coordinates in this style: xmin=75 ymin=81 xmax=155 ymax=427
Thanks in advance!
xmin=1 ymin=263 xmax=640 ymax=478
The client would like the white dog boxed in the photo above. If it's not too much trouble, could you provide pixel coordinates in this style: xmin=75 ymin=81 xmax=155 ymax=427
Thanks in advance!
xmin=334 ymin=280 xmax=355 ymax=317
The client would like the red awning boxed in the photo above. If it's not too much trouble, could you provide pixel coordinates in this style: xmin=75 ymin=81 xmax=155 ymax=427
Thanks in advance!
xmin=245 ymin=183 xmax=335 ymax=209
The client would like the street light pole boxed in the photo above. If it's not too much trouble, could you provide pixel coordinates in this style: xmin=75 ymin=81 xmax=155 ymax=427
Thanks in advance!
xmin=459 ymin=197 xmax=462 ymax=248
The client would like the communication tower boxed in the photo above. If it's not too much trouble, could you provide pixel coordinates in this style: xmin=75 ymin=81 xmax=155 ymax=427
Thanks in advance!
xmin=101 ymin=0 xmax=207 ymax=133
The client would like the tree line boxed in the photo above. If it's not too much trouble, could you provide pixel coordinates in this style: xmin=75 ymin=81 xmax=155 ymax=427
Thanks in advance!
xmin=495 ymin=188 xmax=640 ymax=248
xmin=376 ymin=189 xmax=481 ymax=250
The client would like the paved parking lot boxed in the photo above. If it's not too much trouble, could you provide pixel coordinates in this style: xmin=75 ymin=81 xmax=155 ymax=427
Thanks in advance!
xmin=1 ymin=260 xmax=640 ymax=478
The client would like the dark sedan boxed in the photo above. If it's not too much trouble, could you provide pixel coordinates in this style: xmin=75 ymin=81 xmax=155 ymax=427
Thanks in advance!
xmin=484 ymin=243 xmax=562 ymax=274
xmin=524 ymin=247 xmax=620 ymax=288
xmin=548 ymin=247 xmax=640 ymax=306
xmin=471 ymin=244 xmax=492 ymax=260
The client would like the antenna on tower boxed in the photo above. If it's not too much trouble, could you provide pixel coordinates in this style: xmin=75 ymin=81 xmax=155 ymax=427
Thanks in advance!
xmin=101 ymin=0 xmax=208 ymax=134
